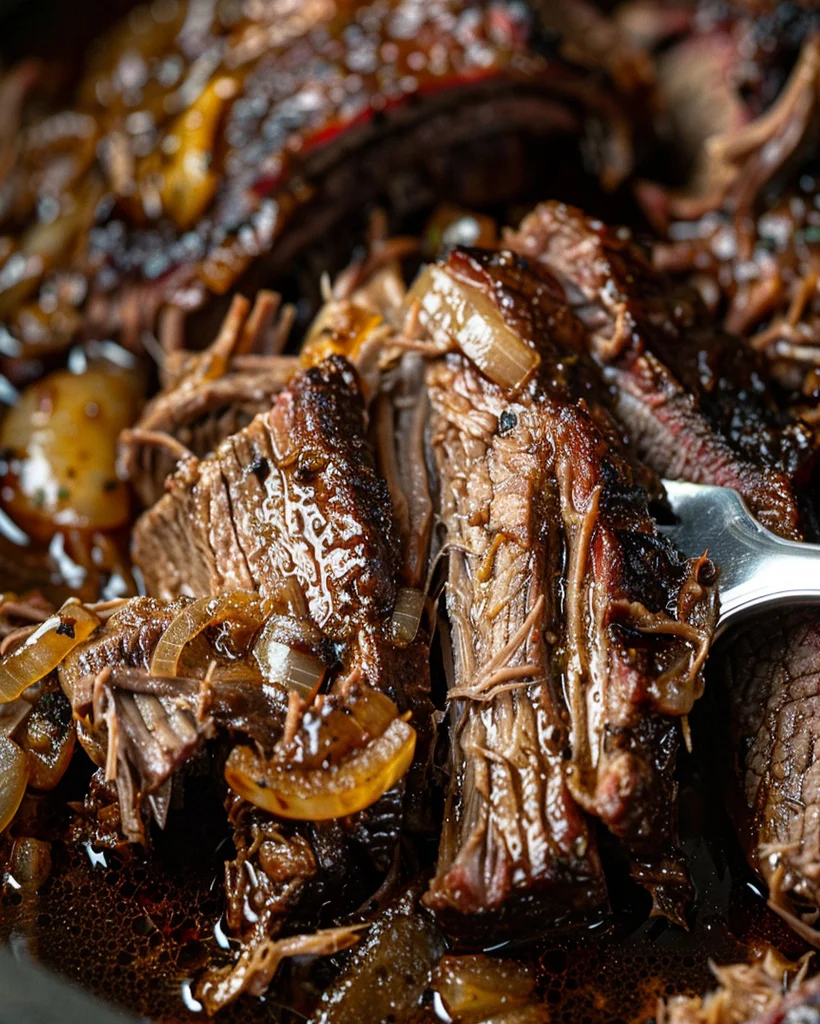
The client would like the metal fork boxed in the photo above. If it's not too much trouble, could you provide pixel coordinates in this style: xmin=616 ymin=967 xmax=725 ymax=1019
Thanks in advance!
xmin=660 ymin=480 xmax=820 ymax=639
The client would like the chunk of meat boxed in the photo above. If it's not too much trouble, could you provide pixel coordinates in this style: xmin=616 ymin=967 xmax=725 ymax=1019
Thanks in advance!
xmin=505 ymin=201 xmax=814 ymax=539
xmin=132 ymin=355 xmax=398 ymax=640
xmin=58 ymin=595 xmax=287 ymax=842
xmin=424 ymin=353 xmax=609 ymax=932
xmin=0 ymin=0 xmax=641 ymax=376
xmin=419 ymin=248 xmax=717 ymax=928
xmin=719 ymin=610 xmax=820 ymax=946
xmin=194 ymin=803 xmax=352 ymax=1014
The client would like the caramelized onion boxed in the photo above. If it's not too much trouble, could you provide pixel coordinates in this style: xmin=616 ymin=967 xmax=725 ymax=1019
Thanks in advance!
xmin=150 ymin=591 xmax=260 ymax=678
xmin=432 ymin=954 xmax=542 ymax=1023
xmin=389 ymin=588 xmax=425 ymax=647
xmin=0 ymin=735 xmax=29 ymax=833
xmin=0 ymin=601 xmax=100 ymax=704
xmin=253 ymin=611 xmax=325 ymax=697
xmin=20 ymin=692 xmax=75 ymax=791
xmin=225 ymin=688 xmax=416 ymax=820
xmin=408 ymin=264 xmax=539 ymax=388
xmin=225 ymin=717 xmax=415 ymax=820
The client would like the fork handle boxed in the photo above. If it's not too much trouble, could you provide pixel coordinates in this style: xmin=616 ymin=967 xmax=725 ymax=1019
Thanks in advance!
xmin=661 ymin=481 xmax=820 ymax=639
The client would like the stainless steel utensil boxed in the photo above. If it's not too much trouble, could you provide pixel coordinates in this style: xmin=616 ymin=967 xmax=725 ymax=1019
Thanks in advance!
xmin=661 ymin=480 xmax=820 ymax=639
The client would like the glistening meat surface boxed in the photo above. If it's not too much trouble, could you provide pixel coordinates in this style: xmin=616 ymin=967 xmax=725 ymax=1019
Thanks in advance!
xmin=0 ymin=0 xmax=640 ymax=378
xmin=719 ymin=609 xmax=820 ymax=947
xmin=132 ymin=354 xmax=398 ymax=636
xmin=506 ymin=201 xmax=814 ymax=539
xmin=417 ymin=248 xmax=717 ymax=928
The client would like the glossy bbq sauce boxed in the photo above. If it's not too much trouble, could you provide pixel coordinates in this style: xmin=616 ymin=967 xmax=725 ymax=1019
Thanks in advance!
xmin=0 ymin=691 xmax=811 ymax=1024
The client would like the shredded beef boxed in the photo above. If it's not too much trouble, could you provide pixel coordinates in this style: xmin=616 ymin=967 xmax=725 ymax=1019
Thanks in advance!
xmin=120 ymin=290 xmax=297 ymax=507
xmin=419 ymin=248 xmax=717 ymax=929
xmin=506 ymin=201 xmax=814 ymax=539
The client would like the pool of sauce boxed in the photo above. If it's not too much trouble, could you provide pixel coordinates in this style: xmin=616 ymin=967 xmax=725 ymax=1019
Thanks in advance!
xmin=0 ymin=691 xmax=811 ymax=1024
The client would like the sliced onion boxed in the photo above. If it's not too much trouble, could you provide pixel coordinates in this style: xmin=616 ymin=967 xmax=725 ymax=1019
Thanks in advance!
xmin=0 ymin=735 xmax=29 ymax=833
xmin=432 ymin=954 xmax=538 ymax=1020
xmin=408 ymin=263 xmax=539 ymax=388
xmin=253 ymin=612 xmax=325 ymax=698
xmin=254 ymin=641 xmax=325 ymax=699
xmin=0 ymin=601 xmax=100 ymax=704
xmin=150 ymin=591 xmax=260 ymax=678
xmin=389 ymin=588 xmax=425 ymax=647
xmin=224 ymin=716 xmax=416 ymax=821
xmin=21 ymin=693 xmax=76 ymax=791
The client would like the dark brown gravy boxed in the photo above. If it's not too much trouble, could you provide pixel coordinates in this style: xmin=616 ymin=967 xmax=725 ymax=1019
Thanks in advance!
xmin=0 ymin=691 xmax=811 ymax=1024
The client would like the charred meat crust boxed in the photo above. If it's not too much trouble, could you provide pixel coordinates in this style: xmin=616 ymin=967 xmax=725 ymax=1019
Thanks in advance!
xmin=505 ymin=201 xmax=814 ymax=539
xmin=422 ymin=248 xmax=717 ymax=928
xmin=0 ymin=0 xmax=640 ymax=373
xmin=132 ymin=355 xmax=399 ymax=638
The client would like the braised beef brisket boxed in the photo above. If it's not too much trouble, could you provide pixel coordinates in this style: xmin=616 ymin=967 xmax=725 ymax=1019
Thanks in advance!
xmin=132 ymin=355 xmax=398 ymax=636
xmin=506 ymin=201 xmax=814 ymax=539
xmin=58 ymin=596 xmax=288 ymax=842
xmin=718 ymin=610 xmax=820 ymax=946
xmin=418 ymin=248 xmax=717 ymax=928
xmin=0 ymin=0 xmax=644 ymax=377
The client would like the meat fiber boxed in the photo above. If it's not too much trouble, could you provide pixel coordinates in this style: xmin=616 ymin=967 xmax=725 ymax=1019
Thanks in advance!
xmin=506 ymin=201 xmax=815 ymax=539
xmin=58 ymin=596 xmax=287 ymax=842
xmin=132 ymin=355 xmax=398 ymax=635
xmin=659 ymin=949 xmax=814 ymax=1024
xmin=119 ymin=290 xmax=297 ymax=507
xmin=0 ymin=0 xmax=642 ymax=380
xmin=416 ymin=248 xmax=717 ymax=929
xmin=719 ymin=609 xmax=820 ymax=947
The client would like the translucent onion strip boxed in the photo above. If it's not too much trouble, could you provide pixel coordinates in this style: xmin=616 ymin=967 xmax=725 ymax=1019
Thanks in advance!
xmin=0 ymin=601 xmax=100 ymax=704
xmin=408 ymin=264 xmax=539 ymax=388
xmin=389 ymin=588 xmax=425 ymax=647
xmin=432 ymin=955 xmax=540 ymax=1021
xmin=0 ymin=736 xmax=29 ymax=833
xmin=253 ymin=639 xmax=325 ymax=699
xmin=253 ymin=611 xmax=325 ymax=698
xmin=150 ymin=591 xmax=260 ymax=678
xmin=225 ymin=718 xmax=416 ymax=821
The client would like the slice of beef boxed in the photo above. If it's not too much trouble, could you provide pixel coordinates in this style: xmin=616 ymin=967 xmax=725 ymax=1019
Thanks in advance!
xmin=418 ymin=248 xmax=717 ymax=929
xmin=505 ymin=201 xmax=815 ymax=539
xmin=424 ymin=353 xmax=609 ymax=933
xmin=119 ymin=291 xmax=297 ymax=507
xmin=58 ymin=595 xmax=288 ymax=842
xmin=719 ymin=609 xmax=820 ymax=946
xmin=0 ymin=0 xmax=641 ymax=377
xmin=132 ymin=355 xmax=398 ymax=639
xmin=132 ymin=351 xmax=436 ymax=864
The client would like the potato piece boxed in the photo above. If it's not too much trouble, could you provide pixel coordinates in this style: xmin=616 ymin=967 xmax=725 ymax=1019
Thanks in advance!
xmin=0 ymin=364 xmax=142 ymax=538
